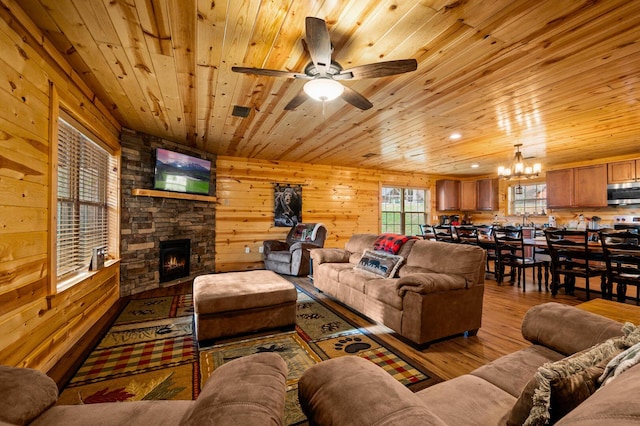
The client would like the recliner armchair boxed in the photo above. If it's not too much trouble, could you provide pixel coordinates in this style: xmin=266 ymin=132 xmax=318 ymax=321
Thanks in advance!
xmin=263 ymin=223 xmax=327 ymax=276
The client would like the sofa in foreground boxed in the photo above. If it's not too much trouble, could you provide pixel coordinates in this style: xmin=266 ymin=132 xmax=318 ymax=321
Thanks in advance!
xmin=299 ymin=302 xmax=640 ymax=425
xmin=0 ymin=352 xmax=287 ymax=426
xmin=310 ymin=234 xmax=487 ymax=345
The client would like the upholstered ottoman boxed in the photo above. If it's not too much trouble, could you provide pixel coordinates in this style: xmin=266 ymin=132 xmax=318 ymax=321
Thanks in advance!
xmin=193 ymin=270 xmax=297 ymax=342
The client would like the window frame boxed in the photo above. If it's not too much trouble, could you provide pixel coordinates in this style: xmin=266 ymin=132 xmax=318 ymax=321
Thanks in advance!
xmin=508 ymin=181 xmax=547 ymax=216
xmin=50 ymin=106 xmax=120 ymax=293
xmin=381 ymin=186 xmax=428 ymax=236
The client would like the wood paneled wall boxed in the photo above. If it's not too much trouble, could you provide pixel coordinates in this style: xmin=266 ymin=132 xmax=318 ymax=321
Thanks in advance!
xmin=215 ymin=156 xmax=441 ymax=272
xmin=0 ymin=1 xmax=120 ymax=371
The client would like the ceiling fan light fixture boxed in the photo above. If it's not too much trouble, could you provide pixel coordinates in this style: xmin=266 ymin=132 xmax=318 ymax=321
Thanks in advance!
xmin=304 ymin=78 xmax=344 ymax=101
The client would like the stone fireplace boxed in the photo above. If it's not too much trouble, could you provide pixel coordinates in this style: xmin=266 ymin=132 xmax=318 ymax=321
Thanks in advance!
xmin=159 ymin=239 xmax=191 ymax=283
xmin=119 ymin=128 xmax=216 ymax=296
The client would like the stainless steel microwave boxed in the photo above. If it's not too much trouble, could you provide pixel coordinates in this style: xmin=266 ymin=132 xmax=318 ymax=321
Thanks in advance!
xmin=608 ymin=182 xmax=640 ymax=205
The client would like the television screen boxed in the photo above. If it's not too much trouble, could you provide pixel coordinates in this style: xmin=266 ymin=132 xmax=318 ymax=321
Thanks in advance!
xmin=153 ymin=148 xmax=211 ymax=195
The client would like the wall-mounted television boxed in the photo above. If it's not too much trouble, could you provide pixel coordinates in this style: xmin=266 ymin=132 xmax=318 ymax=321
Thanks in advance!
xmin=153 ymin=148 xmax=211 ymax=195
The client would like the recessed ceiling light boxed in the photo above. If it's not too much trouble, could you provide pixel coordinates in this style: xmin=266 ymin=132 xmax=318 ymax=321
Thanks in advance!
xmin=450 ymin=133 xmax=462 ymax=140
xmin=471 ymin=164 xmax=479 ymax=168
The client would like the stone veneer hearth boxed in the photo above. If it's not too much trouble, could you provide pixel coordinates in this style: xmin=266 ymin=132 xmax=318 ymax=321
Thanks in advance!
xmin=119 ymin=128 xmax=216 ymax=296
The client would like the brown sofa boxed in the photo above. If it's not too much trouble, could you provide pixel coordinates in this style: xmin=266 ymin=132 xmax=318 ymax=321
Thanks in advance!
xmin=299 ymin=302 xmax=640 ymax=425
xmin=0 ymin=353 xmax=287 ymax=426
xmin=310 ymin=234 xmax=487 ymax=345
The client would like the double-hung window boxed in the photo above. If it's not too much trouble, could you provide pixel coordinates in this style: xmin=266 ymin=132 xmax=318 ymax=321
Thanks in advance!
xmin=381 ymin=187 xmax=427 ymax=236
xmin=509 ymin=182 xmax=547 ymax=215
xmin=56 ymin=115 xmax=118 ymax=284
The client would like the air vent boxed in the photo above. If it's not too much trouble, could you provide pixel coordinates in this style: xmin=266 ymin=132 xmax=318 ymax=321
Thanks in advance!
xmin=232 ymin=105 xmax=251 ymax=118
xmin=362 ymin=153 xmax=378 ymax=158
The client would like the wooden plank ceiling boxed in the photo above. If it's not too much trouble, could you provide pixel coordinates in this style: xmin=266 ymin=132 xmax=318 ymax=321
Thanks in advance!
xmin=18 ymin=0 xmax=640 ymax=176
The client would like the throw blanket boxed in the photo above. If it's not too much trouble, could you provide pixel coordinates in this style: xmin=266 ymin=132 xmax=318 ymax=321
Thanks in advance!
xmin=292 ymin=223 xmax=325 ymax=242
xmin=599 ymin=341 xmax=640 ymax=386
xmin=374 ymin=233 xmax=411 ymax=254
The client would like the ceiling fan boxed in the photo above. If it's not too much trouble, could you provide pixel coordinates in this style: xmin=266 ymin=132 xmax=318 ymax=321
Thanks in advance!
xmin=232 ymin=17 xmax=418 ymax=111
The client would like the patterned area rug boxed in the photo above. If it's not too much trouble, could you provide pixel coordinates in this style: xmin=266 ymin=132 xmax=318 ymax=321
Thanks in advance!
xmin=59 ymin=279 xmax=441 ymax=425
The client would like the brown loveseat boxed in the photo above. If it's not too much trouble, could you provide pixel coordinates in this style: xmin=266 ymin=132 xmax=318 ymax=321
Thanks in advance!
xmin=299 ymin=303 xmax=640 ymax=425
xmin=310 ymin=234 xmax=486 ymax=345
xmin=0 ymin=353 xmax=287 ymax=426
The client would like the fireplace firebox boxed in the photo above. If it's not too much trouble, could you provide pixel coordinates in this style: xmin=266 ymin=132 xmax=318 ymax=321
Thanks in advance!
xmin=159 ymin=239 xmax=190 ymax=283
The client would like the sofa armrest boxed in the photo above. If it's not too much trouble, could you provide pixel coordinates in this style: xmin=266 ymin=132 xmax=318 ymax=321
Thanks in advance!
xmin=289 ymin=241 xmax=321 ymax=252
xmin=396 ymin=273 xmax=468 ymax=296
xmin=0 ymin=366 xmax=58 ymax=426
xmin=299 ymin=356 xmax=447 ymax=426
xmin=522 ymin=302 xmax=626 ymax=356
xmin=263 ymin=240 xmax=289 ymax=255
xmin=181 ymin=352 xmax=287 ymax=426
xmin=310 ymin=248 xmax=350 ymax=265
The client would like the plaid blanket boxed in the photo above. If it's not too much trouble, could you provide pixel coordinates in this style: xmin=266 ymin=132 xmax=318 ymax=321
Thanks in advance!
xmin=373 ymin=233 xmax=411 ymax=254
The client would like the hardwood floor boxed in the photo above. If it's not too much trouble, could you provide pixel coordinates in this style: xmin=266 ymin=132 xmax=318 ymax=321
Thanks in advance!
xmin=49 ymin=270 xmax=600 ymax=388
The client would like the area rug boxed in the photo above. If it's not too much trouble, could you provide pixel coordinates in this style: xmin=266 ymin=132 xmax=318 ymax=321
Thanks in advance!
xmin=59 ymin=279 xmax=441 ymax=425
xmin=199 ymin=282 xmax=440 ymax=424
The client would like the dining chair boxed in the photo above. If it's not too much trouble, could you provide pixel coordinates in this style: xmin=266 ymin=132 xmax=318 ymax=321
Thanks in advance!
xmin=544 ymin=229 xmax=606 ymax=300
xmin=599 ymin=229 xmax=640 ymax=304
xmin=477 ymin=225 xmax=496 ymax=278
xmin=418 ymin=224 xmax=434 ymax=240
xmin=431 ymin=224 xmax=455 ymax=243
xmin=493 ymin=226 xmax=546 ymax=291
xmin=454 ymin=225 xmax=479 ymax=245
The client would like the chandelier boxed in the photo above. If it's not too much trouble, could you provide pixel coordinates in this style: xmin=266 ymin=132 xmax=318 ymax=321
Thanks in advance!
xmin=497 ymin=144 xmax=541 ymax=180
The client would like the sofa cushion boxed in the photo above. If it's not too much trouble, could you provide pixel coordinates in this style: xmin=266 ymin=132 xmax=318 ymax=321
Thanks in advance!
xmin=354 ymin=249 xmax=404 ymax=278
xmin=0 ymin=365 xmax=58 ymax=426
xmin=310 ymin=248 xmax=350 ymax=264
xmin=338 ymin=268 xmax=372 ymax=293
xmin=403 ymin=240 xmax=486 ymax=285
xmin=415 ymin=374 xmax=516 ymax=426
xmin=364 ymin=278 xmax=403 ymax=310
xmin=471 ymin=345 xmax=565 ymax=398
xmin=344 ymin=234 xmax=379 ymax=263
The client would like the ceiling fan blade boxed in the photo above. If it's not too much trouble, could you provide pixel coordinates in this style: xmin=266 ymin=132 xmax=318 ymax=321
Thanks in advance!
xmin=305 ymin=17 xmax=332 ymax=76
xmin=341 ymin=86 xmax=373 ymax=110
xmin=231 ymin=67 xmax=307 ymax=79
xmin=284 ymin=91 xmax=309 ymax=110
xmin=340 ymin=59 xmax=418 ymax=80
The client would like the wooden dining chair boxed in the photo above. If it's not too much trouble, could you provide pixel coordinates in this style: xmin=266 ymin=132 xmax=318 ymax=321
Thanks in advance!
xmin=476 ymin=225 xmax=496 ymax=278
xmin=544 ymin=229 xmax=606 ymax=300
xmin=454 ymin=225 xmax=479 ymax=245
xmin=599 ymin=229 xmax=640 ymax=304
xmin=493 ymin=226 xmax=546 ymax=291
xmin=431 ymin=225 xmax=455 ymax=243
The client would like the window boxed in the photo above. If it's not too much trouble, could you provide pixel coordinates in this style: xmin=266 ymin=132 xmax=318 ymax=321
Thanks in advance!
xmin=381 ymin=187 xmax=427 ymax=235
xmin=56 ymin=116 xmax=117 ymax=282
xmin=509 ymin=183 xmax=547 ymax=215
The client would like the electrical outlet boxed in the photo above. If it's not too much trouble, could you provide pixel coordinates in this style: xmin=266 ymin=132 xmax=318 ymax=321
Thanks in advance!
xmin=258 ymin=246 xmax=264 ymax=253
xmin=245 ymin=246 xmax=250 ymax=254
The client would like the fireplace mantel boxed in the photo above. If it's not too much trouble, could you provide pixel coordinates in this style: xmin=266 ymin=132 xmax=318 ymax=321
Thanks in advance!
xmin=131 ymin=188 xmax=217 ymax=202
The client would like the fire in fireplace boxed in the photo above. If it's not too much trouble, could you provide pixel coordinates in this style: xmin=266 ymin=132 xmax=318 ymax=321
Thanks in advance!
xmin=159 ymin=239 xmax=190 ymax=283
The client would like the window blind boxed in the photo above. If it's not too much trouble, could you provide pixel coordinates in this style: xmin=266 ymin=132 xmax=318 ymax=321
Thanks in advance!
xmin=57 ymin=118 xmax=110 ymax=279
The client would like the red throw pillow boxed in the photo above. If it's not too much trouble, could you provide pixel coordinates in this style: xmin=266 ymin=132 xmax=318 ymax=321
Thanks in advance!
xmin=373 ymin=233 xmax=410 ymax=254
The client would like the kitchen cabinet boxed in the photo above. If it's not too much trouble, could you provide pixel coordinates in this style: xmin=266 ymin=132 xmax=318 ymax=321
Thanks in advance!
xmin=436 ymin=179 xmax=460 ymax=211
xmin=460 ymin=180 xmax=477 ymax=211
xmin=608 ymin=160 xmax=640 ymax=183
xmin=547 ymin=164 xmax=607 ymax=208
xmin=476 ymin=178 xmax=499 ymax=211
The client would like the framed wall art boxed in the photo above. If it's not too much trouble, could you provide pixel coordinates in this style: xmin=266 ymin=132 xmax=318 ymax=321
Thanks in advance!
xmin=274 ymin=184 xmax=302 ymax=227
